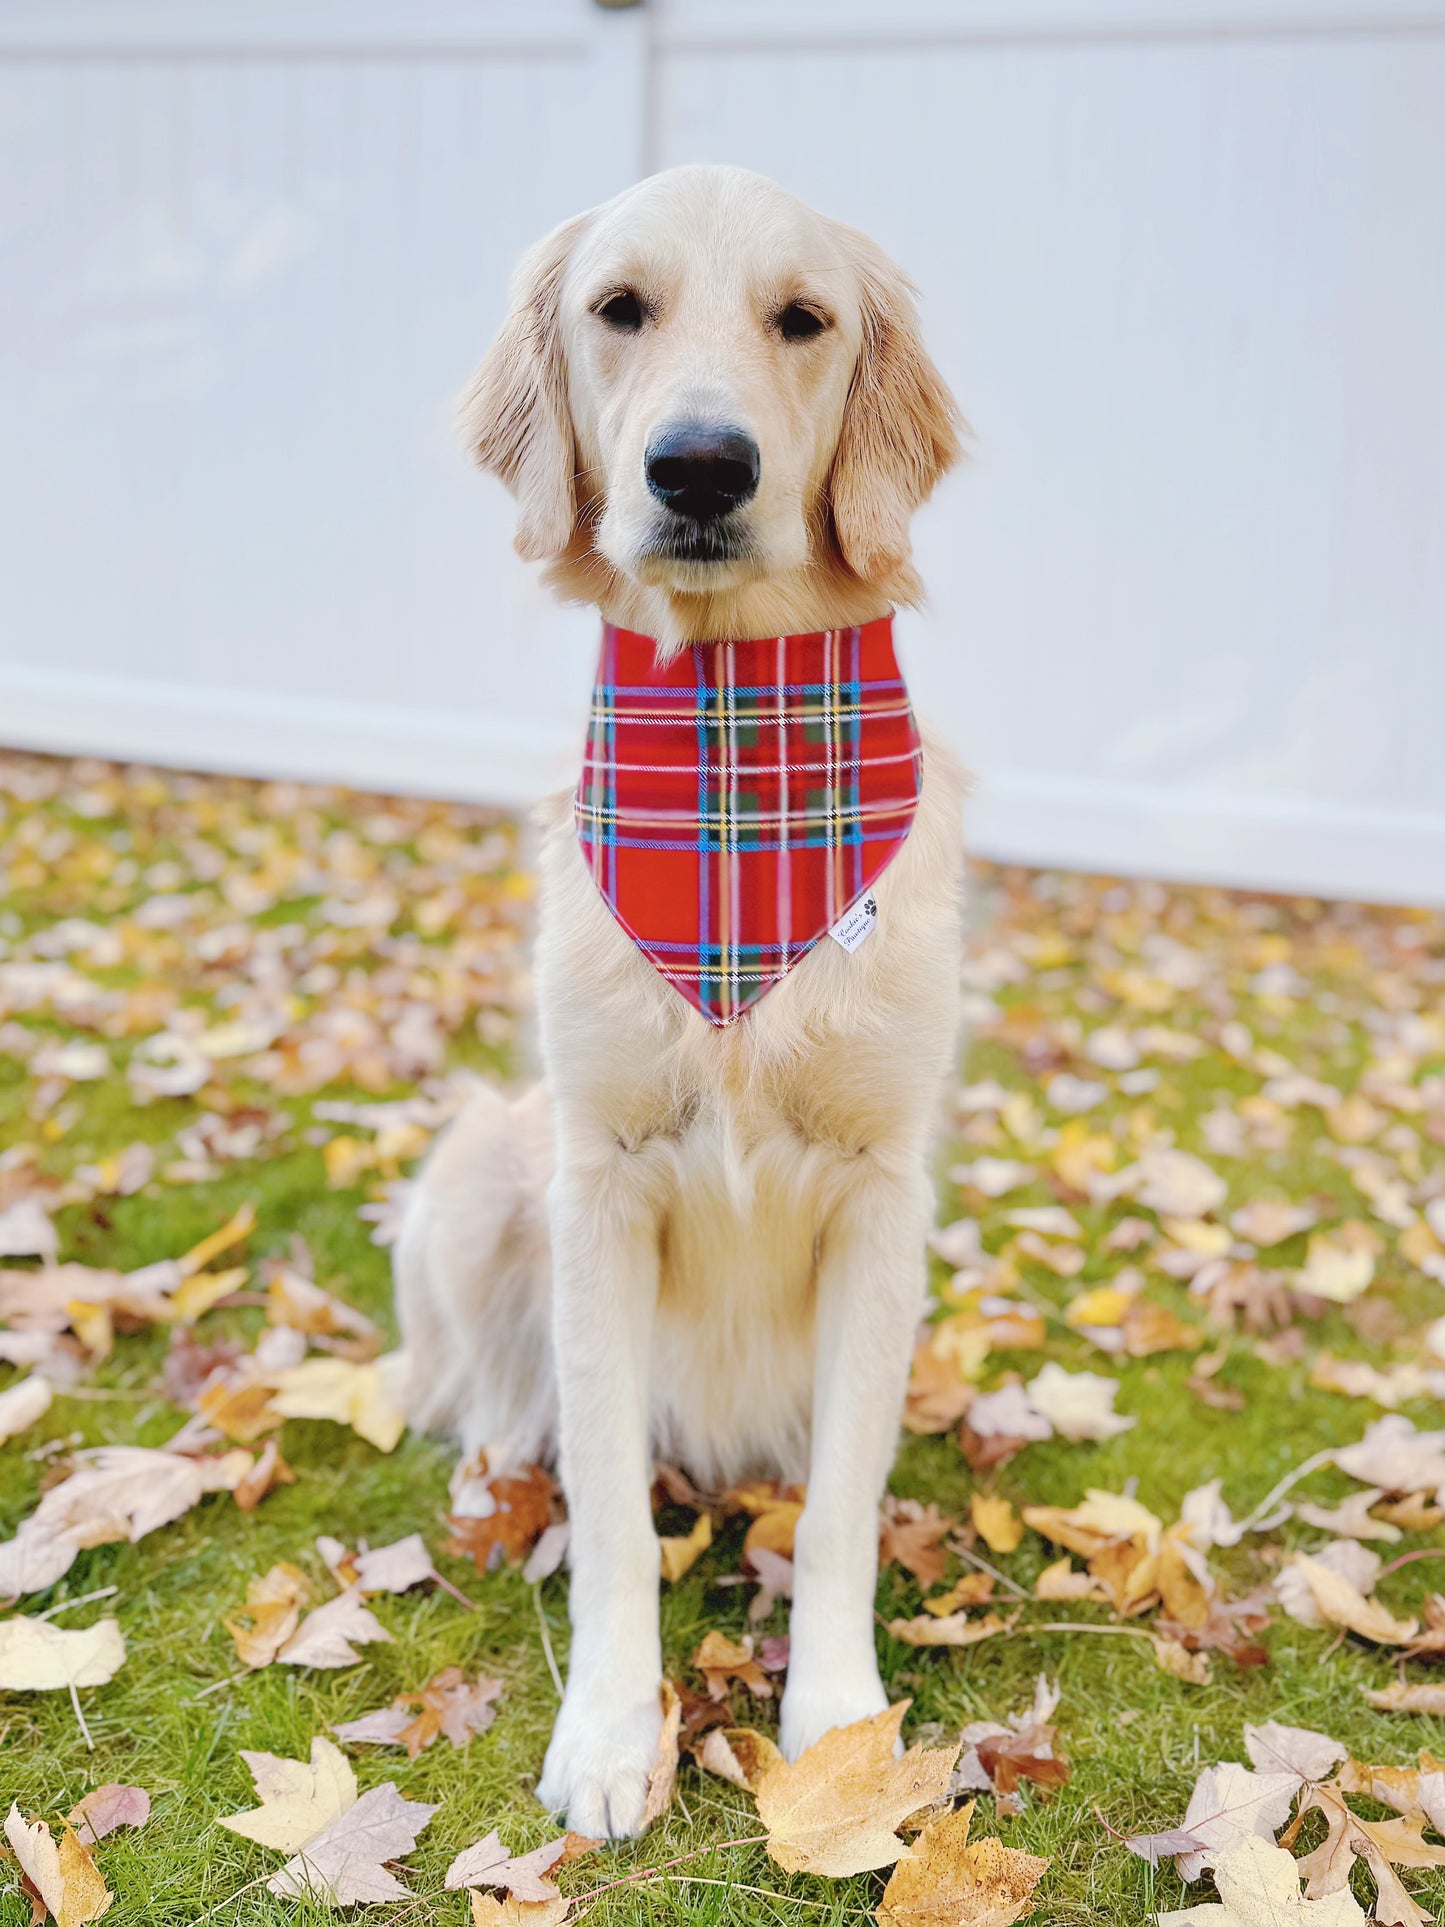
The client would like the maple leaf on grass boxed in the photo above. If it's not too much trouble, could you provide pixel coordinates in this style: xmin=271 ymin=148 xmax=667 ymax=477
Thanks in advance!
xmin=1173 ymin=1762 xmax=1301 ymax=1882
xmin=880 ymin=1496 xmax=959 ymax=1588
xmin=1243 ymin=1723 xmax=1346 ymax=1784
xmin=316 ymin=1530 xmax=436 ymax=1595
xmin=1285 ymin=1552 xmax=1417 ymax=1645
xmin=0 ymin=1443 xmax=248 ymax=1596
xmin=1159 ymin=1834 xmax=1365 ymax=1927
xmin=659 ymin=1509 xmax=712 ymax=1582
xmin=695 ymin=1725 xmax=786 ymax=1792
xmin=754 ymin=1701 xmax=957 ymax=1877
xmin=445 ymin=1828 xmax=599 ymax=1901
xmin=264 ymin=1352 xmax=407 ymax=1452
xmin=876 ymin=1801 xmax=1048 ymax=1927
xmin=5 ymin=1803 xmax=112 ymax=1926
xmin=218 ymin=1738 xmax=358 ymax=1852
xmin=886 ymin=1609 xmax=1018 ymax=1648
xmin=268 ymin=1782 xmax=439 ymax=1904
xmin=644 ymin=1679 xmax=684 ymax=1824
xmin=225 ymin=1560 xmax=393 ymax=1670
xmin=1294 ymin=1781 xmax=1445 ymax=1927
xmin=64 ymin=1785 xmax=149 ymax=1846
xmin=0 ymin=1615 xmax=125 ymax=1695
xmin=445 ymin=1463 xmax=560 ymax=1570
xmin=971 ymin=1492 xmax=1023 ymax=1554
xmin=954 ymin=1677 xmax=1070 ymax=1808
xmin=1364 ymin=1681 xmax=1445 ymax=1715
xmin=274 ymin=1587 xmax=392 ymax=1669
xmin=333 ymin=1667 xmax=503 ymax=1757
xmin=0 ymin=1371 xmax=52 ymax=1444
xmin=692 ymin=1629 xmax=777 ymax=1701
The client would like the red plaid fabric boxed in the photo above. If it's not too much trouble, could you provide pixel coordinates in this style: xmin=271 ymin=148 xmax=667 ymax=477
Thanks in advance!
xmin=575 ymin=616 xmax=923 ymax=1025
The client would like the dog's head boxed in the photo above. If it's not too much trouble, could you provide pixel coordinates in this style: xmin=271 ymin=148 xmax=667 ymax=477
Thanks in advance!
xmin=462 ymin=166 xmax=961 ymax=622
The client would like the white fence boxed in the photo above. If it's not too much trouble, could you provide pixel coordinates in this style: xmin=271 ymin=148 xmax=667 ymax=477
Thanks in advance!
xmin=2 ymin=0 xmax=1443 ymax=904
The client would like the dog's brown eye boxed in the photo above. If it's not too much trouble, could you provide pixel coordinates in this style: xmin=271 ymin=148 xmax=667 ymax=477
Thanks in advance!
xmin=596 ymin=290 xmax=644 ymax=331
xmin=777 ymin=302 xmax=828 ymax=341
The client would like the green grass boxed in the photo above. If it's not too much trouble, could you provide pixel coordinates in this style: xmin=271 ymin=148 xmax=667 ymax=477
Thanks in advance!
xmin=2 ymin=757 xmax=1444 ymax=1924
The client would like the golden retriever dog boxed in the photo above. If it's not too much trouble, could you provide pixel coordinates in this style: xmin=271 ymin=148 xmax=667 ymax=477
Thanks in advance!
xmin=397 ymin=164 xmax=965 ymax=1838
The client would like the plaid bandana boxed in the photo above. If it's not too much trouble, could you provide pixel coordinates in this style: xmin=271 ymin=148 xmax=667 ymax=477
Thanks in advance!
xmin=575 ymin=616 xmax=923 ymax=1026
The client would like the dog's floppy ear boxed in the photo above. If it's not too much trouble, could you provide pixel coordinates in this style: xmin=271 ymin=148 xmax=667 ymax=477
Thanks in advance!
xmin=460 ymin=213 xmax=589 ymax=562
xmin=828 ymin=231 xmax=963 ymax=593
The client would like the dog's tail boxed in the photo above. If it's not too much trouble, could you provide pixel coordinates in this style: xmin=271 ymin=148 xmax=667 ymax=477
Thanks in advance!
xmin=393 ymin=1079 xmax=557 ymax=1469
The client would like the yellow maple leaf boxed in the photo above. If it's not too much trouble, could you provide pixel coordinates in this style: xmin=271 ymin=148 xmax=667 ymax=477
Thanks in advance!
xmin=216 ymin=1737 xmax=357 ymax=1853
xmin=658 ymin=1512 xmax=712 ymax=1584
xmin=755 ymin=1703 xmax=957 ymax=1877
xmin=265 ymin=1354 xmax=406 ymax=1452
xmin=970 ymin=1493 xmax=1022 ymax=1554
xmin=876 ymin=1802 xmax=1048 ymax=1927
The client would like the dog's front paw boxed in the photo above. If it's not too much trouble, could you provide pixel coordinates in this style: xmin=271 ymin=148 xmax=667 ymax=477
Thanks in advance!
xmin=536 ymin=1686 xmax=664 ymax=1839
xmin=778 ymin=1666 xmax=890 ymax=1761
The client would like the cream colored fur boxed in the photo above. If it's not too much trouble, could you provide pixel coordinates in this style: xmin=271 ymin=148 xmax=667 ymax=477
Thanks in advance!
xmin=396 ymin=165 xmax=967 ymax=1839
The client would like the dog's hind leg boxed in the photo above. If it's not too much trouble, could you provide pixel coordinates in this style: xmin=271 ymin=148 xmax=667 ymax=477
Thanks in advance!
xmin=393 ymin=1080 xmax=556 ymax=1468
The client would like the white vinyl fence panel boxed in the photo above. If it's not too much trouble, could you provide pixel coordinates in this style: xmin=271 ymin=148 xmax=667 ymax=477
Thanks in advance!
xmin=1 ymin=0 xmax=1443 ymax=904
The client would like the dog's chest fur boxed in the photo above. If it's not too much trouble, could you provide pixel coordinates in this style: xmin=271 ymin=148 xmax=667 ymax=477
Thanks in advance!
xmin=529 ymin=727 xmax=967 ymax=1485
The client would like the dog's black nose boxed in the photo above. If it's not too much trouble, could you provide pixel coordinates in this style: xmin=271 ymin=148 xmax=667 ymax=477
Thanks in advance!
xmin=645 ymin=423 xmax=759 ymax=523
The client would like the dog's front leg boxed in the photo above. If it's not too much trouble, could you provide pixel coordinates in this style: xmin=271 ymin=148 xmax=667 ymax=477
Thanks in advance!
xmin=535 ymin=1153 xmax=663 ymax=1838
xmin=779 ymin=1161 xmax=932 ymax=1759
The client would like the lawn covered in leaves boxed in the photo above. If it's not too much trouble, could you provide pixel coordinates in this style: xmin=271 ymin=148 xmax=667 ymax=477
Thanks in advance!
xmin=2 ymin=747 xmax=1445 ymax=1926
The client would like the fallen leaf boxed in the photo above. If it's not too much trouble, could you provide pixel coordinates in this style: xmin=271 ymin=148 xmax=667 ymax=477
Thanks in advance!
xmin=0 ymin=1616 xmax=126 ymax=1692
xmin=696 ymin=1726 xmax=786 ymax=1793
xmin=1125 ymin=1824 xmax=1211 ymax=1866
xmin=880 ymin=1497 xmax=959 ymax=1588
xmin=233 ymin=1439 xmax=296 ymax=1513
xmin=875 ymin=1801 xmax=1048 ymax=1927
xmin=953 ymin=1676 xmax=1069 ymax=1805
xmin=218 ymin=1738 xmax=358 ymax=1852
xmin=1334 ymin=1416 xmax=1445 ymax=1500
xmin=755 ymin=1702 xmax=958 ymax=1876
xmin=1022 ymin=1363 xmax=1134 ymax=1442
xmin=267 ymin=1781 xmax=439 ymax=1903
xmin=445 ymin=1464 xmax=560 ymax=1570
xmin=971 ymin=1494 xmax=1022 ymax=1554
xmin=643 ymin=1680 xmax=682 ymax=1824
xmin=445 ymin=1827 xmax=597 ymax=1902
xmin=4 ymin=1804 xmax=113 ymax=1926
xmin=264 ymin=1354 xmax=406 ymax=1452
xmin=692 ymin=1630 xmax=774 ymax=1701
xmin=65 ymin=1785 xmax=149 ymax=1845
xmin=1298 ymin=1227 xmax=1377 ymax=1305
xmin=1152 ymin=1636 xmax=1212 ymax=1684
xmin=0 ymin=1444 xmax=247 ymax=1596
xmin=225 ymin=1563 xmax=311 ymax=1669
xmin=276 ymin=1588 xmax=393 ymax=1669
xmin=0 ymin=1373 xmax=53 ymax=1444
xmin=1159 ymin=1833 xmax=1365 ymax=1927
xmin=659 ymin=1511 xmax=712 ymax=1583
xmin=333 ymin=1668 xmax=502 ymax=1758
xmin=318 ymin=1531 xmax=434 ymax=1596
xmin=1173 ymin=1762 xmax=1301 ymax=1881
xmin=1363 ymin=1683 xmax=1445 ymax=1716
xmin=1295 ymin=1780 xmax=1445 ymax=1927
xmin=1243 ymin=1722 xmax=1346 ymax=1783
xmin=1287 ymin=1553 xmax=1417 ymax=1645
xmin=904 ymin=1341 xmax=977 ymax=1434
xmin=1133 ymin=1148 xmax=1227 ymax=1218
xmin=887 ymin=1611 xmax=1017 ymax=1649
